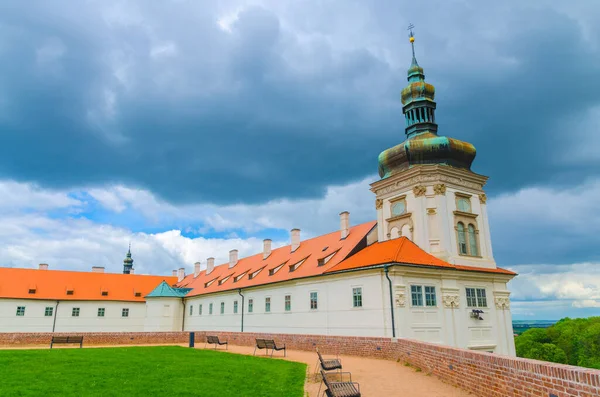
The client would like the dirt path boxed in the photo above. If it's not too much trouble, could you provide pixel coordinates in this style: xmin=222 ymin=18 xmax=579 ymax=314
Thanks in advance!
xmin=210 ymin=344 xmax=474 ymax=397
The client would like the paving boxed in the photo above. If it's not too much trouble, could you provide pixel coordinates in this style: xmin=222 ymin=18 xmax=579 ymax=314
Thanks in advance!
xmin=206 ymin=344 xmax=474 ymax=397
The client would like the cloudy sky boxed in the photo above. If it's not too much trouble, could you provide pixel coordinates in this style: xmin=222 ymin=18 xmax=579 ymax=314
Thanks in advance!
xmin=0 ymin=0 xmax=599 ymax=320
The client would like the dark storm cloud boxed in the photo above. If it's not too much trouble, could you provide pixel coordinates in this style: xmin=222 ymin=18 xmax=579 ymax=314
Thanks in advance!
xmin=0 ymin=1 xmax=599 ymax=205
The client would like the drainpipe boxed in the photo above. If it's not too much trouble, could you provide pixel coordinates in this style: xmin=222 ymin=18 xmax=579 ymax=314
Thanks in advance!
xmin=238 ymin=289 xmax=244 ymax=332
xmin=52 ymin=300 xmax=59 ymax=333
xmin=181 ymin=298 xmax=186 ymax=332
xmin=384 ymin=265 xmax=396 ymax=338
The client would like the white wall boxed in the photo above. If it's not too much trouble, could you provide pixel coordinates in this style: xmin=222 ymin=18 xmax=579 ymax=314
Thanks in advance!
xmin=0 ymin=299 xmax=146 ymax=332
xmin=144 ymin=297 xmax=184 ymax=332
xmin=184 ymin=272 xmax=387 ymax=337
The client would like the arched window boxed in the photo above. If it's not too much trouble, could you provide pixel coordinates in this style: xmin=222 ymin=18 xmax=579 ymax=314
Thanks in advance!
xmin=468 ymin=224 xmax=478 ymax=256
xmin=457 ymin=222 xmax=468 ymax=255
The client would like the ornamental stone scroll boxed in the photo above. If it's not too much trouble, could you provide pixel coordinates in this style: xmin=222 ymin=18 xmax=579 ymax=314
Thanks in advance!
xmin=479 ymin=193 xmax=487 ymax=204
xmin=495 ymin=297 xmax=510 ymax=310
xmin=433 ymin=184 xmax=446 ymax=195
xmin=375 ymin=199 xmax=383 ymax=210
xmin=394 ymin=286 xmax=406 ymax=307
xmin=413 ymin=185 xmax=426 ymax=197
xmin=442 ymin=294 xmax=460 ymax=309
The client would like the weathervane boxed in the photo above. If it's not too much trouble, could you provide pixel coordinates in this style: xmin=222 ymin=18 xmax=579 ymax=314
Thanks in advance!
xmin=407 ymin=23 xmax=416 ymax=59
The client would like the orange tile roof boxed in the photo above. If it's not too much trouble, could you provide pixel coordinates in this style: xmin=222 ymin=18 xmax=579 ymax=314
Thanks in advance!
xmin=0 ymin=267 xmax=177 ymax=302
xmin=327 ymin=237 xmax=516 ymax=275
xmin=177 ymin=221 xmax=378 ymax=296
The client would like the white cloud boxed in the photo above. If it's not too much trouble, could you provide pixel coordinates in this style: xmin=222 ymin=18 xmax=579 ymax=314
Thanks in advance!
xmin=573 ymin=300 xmax=600 ymax=308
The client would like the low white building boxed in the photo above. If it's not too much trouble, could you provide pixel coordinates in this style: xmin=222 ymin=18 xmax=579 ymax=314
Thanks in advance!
xmin=0 ymin=33 xmax=517 ymax=355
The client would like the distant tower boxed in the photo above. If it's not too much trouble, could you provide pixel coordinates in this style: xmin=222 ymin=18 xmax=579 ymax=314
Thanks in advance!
xmin=123 ymin=244 xmax=134 ymax=274
xmin=371 ymin=26 xmax=496 ymax=269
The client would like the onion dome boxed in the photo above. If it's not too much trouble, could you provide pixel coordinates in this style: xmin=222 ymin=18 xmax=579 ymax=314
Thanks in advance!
xmin=123 ymin=244 xmax=134 ymax=274
xmin=377 ymin=29 xmax=476 ymax=178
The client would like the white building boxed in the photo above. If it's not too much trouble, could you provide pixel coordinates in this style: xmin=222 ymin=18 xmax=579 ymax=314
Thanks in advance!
xmin=0 ymin=33 xmax=517 ymax=355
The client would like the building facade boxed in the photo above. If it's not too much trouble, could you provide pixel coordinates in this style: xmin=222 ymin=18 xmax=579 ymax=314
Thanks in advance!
xmin=0 ymin=32 xmax=517 ymax=355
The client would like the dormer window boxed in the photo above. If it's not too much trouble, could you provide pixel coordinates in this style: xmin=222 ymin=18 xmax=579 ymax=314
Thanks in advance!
xmin=101 ymin=291 xmax=108 ymax=296
xmin=204 ymin=278 xmax=217 ymax=288
xmin=317 ymin=258 xmax=325 ymax=267
xmin=234 ymin=271 xmax=249 ymax=282
xmin=269 ymin=263 xmax=285 ymax=276
xmin=289 ymin=258 xmax=307 ymax=272
xmin=249 ymin=267 xmax=265 ymax=280
xmin=28 ymin=286 xmax=36 ymax=294
xmin=134 ymin=292 xmax=142 ymax=297
xmin=218 ymin=274 xmax=232 ymax=285
xmin=66 ymin=287 xmax=74 ymax=296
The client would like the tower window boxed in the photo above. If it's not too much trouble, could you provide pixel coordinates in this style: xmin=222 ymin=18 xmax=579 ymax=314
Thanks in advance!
xmin=457 ymin=222 xmax=468 ymax=255
xmin=457 ymin=222 xmax=480 ymax=256
xmin=391 ymin=199 xmax=406 ymax=217
xmin=457 ymin=197 xmax=471 ymax=212
xmin=468 ymin=224 xmax=479 ymax=256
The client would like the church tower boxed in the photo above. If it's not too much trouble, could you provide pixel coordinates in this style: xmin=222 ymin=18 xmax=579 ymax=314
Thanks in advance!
xmin=371 ymin=28 xmax=496 ymax=269
xmin=123 ymin=245 xmax=134 ymax=274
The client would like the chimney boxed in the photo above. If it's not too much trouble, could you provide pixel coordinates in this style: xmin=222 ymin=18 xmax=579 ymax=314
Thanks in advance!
xmin=177 ymin=267 xmax=185 ymax=282
xmin=194 ymin=262 xmax=201 ymax=277
xmin=38 ymin=263 xmax=49 ymax=270
xmin=172 ymin=270 xmax=177 ymax=277
xmin=229 ymin=249 xmax=238 ymax=268
xmin=263 ymin=239 xmax=272 ymax=259
xmin=206 ymin=257 xmax=215 ymax=275
xmin=92 ymin=266 xmax=105 ymax=273
xmin=291 ymin=228 xmax=300 ymax=252
xmin=340 ymin=211 xmax=350 ymax=239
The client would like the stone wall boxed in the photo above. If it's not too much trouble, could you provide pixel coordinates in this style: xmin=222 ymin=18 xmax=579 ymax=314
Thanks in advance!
xmin=2 ymin=331 xmax=599 ymax=397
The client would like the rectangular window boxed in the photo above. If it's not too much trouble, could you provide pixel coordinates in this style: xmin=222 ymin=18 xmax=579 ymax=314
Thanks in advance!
xmin=122 ymin=308 xmax=129 ymax=317
xmin=220 ymin=302 xmax=225 ymax=314
xmin=189 ymin=305 xmax=193 ymax=316
xmin=72 ymin=308 xmax=80 ymax=317
xmin=265 ymin=297 xmax=271 ymax=313
xmin=209 ymin=303 xmax=213 ymax=315
xmin=310 ymin=292 xmax=318 ymax=310
xmin=16 ymin=306 xmax=25 ymax=316
xmin=199 ymin=304 xmax=203 ymax=315
xmin=411 ymin=285 xmax=423 ymax=306
xmin=425 ymin=286 xmax=437 ymax=307
xmin=248 ymin=299 xmax=254 ymax=313
xmin=466 ymin=288 xmax=487 ymax=307
xmin=44 ymin=307 xmax=54 ymax=317
xmin=352 ymin=287 xmax=363 ymax=307
xmin=233 ymin=300 xmax=238 ymax=314
xmin=476 ymin=288 xmax=487 ymax=307
xmin=98 ymin=308 xmax=105 ymax=317
xmin=284 ymin=295 xmax=291 ymax=312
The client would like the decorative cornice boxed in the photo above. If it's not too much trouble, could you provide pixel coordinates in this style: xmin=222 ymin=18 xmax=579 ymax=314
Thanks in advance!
xmin=371 ymin=165 xmax=488 ymax=196
xmin=433 ymin=184 xmax=446 ymax=195
xmin=413 ymin=185 xmax=426 ymax=197
xmin=386 ymin=212 xmax=412 ymax=223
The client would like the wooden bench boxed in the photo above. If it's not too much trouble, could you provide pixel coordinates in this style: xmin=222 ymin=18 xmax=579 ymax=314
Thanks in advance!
xmin=314 ymin=348 xmax=342 ymax=379
xmin=254 ymin=338 xmax=286 ymax=357
xmin=204 ymin=335 xmax=228 ymax=350
xmin=320 ymin=369 xmax=360 ymax=397
xmin=50 ymin=336 xmax=83 ymax=349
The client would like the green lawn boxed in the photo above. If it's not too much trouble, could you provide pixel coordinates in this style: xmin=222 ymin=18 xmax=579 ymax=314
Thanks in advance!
xmin=0 ymin=346 xmax=306 ymax=397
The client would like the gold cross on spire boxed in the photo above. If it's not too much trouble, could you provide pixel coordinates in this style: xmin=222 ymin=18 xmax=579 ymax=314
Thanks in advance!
xmin=407 ymin=23 xmax=416 ymax=59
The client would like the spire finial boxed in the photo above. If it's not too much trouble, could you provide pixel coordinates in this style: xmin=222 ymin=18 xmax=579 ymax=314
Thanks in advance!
xmin=407 ymin=23 xmax=417 ymax=62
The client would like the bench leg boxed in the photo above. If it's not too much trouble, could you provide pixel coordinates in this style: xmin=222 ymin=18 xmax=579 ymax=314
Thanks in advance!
xmin=253 ymin=346 xmax=257 ymax=355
